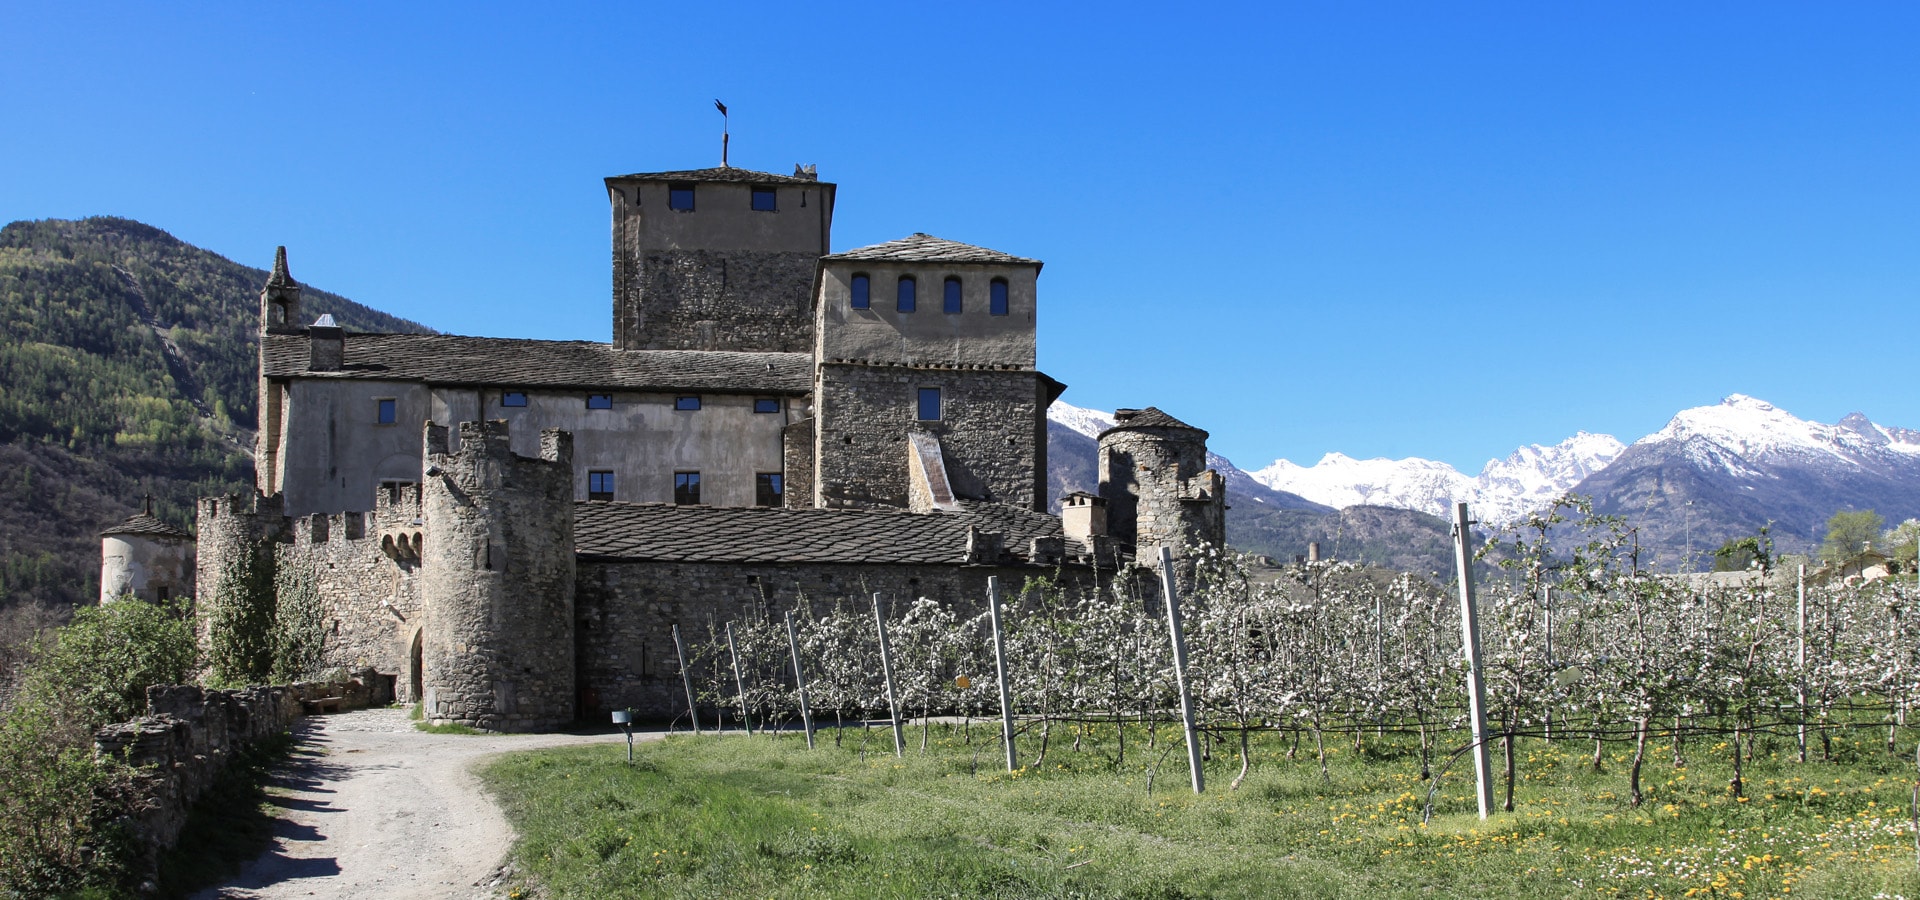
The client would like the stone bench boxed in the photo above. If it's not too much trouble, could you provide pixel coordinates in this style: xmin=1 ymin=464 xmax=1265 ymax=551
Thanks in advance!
xmin=303 ymin=696 xmax=344 ymax=714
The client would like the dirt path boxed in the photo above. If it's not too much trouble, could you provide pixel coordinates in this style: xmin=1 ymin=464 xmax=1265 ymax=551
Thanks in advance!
xmin=196 ymin=708 xmax=647 ymax=900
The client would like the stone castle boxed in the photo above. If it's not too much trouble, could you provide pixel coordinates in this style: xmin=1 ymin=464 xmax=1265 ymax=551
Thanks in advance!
xmin=102 ymin=162 xmax=1227 ymax=731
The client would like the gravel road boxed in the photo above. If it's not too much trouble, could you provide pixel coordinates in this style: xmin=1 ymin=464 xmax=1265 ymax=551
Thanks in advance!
xmin=194 ymin=707 xmax=642 ymax=900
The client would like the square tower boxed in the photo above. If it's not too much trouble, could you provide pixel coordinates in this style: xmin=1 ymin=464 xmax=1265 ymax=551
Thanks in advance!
xmin=605 ymin=166 xmax=835 ymax=352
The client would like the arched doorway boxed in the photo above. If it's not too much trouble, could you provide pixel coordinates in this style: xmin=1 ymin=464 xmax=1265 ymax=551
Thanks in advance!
xmin=409 ymin=628 xmax=424 ymax=705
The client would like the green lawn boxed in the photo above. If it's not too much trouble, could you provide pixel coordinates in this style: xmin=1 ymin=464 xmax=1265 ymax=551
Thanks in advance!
xmin=480 ymin=723 xmax=1920 ymax=899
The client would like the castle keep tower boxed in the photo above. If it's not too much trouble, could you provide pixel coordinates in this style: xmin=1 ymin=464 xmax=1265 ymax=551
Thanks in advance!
xmin=809 ymin=234 xmax=1063 ymax=512
xmin=605 ymin=166 xmax=835 ymax=352
xmin=1097 ymin=408 xmax=1226 ymax=563
xmin=420 ymin=420 xmax=577 ymax=731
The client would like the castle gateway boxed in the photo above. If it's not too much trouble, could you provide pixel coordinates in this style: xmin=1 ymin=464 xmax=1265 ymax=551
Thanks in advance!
xmin=180 ymin=163 xmax=1226 ymax=730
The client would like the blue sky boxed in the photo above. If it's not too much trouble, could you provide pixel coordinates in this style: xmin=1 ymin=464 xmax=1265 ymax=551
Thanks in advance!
xmin=3 ymin=3 xmax=1915 ymax=472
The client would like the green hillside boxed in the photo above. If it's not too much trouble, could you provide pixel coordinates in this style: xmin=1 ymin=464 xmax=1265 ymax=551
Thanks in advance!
xmin=0 ymin=217 xmax=430 ymax=613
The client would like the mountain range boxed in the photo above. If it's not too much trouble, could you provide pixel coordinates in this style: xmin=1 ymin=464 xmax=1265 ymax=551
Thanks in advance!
xmin=1048 ymin=393 xmax=1920 ymax=571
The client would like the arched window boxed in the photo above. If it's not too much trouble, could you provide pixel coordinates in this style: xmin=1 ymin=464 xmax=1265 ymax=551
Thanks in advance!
xmin=990 ymin=278 xmax=1009 ymax=316
xmin=850 ymin=274 xmax=870 ymax=309
xmin=943 ymin=276 xmax=963 ymax=313
xmin=897 ymin=275 xmax=917 ymax=313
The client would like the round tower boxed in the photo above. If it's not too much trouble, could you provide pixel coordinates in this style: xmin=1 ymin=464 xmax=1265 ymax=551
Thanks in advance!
xmin=1097 ymin=407 xmax=1227 ymax=563
xmin=420 ymin=420 xmax=576 ymax=732
xmin=99 ymin=499 xmax=195 ymax=604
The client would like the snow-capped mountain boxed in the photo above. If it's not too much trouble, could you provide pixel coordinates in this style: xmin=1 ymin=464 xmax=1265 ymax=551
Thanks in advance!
xmin=1249 ymin=434 xmax=1624 ymax=525
xmin=1573 ymin=395 xmax=1920 ymax=564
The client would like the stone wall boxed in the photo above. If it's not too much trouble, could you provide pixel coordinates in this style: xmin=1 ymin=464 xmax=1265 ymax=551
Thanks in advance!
xmin=1098 ymin=426 xmax=1226 ymax=564
xmin=782 ymin=417 xmax=814 ymax=508
xmin=814 ymin=363 xmax=1045 ymax=511
xmin=92 ymin=679 xmax=372 ymax=891
xmin=420 ymin=421 xmax=576 ymax=731
xmin=574 ymin=558 xmax=1094 ymax=721
xmin=280 ymin=485 xmax=425 ymax=702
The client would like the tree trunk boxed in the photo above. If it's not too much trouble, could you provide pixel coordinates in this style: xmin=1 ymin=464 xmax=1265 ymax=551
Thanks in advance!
xmin=1628 ymin=714 xmax=1649 ymax=808
xmin=1230 ymin=723 xmax=1252 ymax=791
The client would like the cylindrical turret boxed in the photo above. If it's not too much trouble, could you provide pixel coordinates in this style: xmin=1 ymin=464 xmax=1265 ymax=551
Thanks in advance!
xmin=420 ymin=420 xmax=576 ymax=732
xmin=1097 ymin=407 xmax=1227 ymax=563
xmin=99 ymin=500 xmax=195 ymax=604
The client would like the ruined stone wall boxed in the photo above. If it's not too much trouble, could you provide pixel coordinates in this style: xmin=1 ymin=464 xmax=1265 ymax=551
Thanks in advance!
xmin=93 ymin=679 xmax=371 ymax=890
xmin=574 ymin=559 xmax=1096 ymax=721
xmin=814 ymin=364 xmax=1044 ymax=511
xmin=420 ymin=421 xmax=576 ymax=731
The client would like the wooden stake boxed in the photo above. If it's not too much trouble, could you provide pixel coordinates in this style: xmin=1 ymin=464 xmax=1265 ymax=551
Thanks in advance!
xmin=672 ymin=624 xmax=701 ymax=735
xmin=1159 ymin=547 xmax=1204 ymax=794
xmin=988 ymin=576 xmax=1018 ymax=771
xmin=726 ymin=623 xmax=753 ymax=735
xmin=1451 ymin=502 xmax=1495 ymax=819
xmin=1797 ymin=564 xmax=1809 ymax=763
xmin=872 ymin=593 xmax=906 ymax=757
xmin=785 ymin=611 xmax=815 ymax=750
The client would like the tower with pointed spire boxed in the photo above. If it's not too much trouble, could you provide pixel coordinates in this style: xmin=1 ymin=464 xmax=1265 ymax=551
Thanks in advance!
xmin=259 ymin=246 xmax=302 ymax=333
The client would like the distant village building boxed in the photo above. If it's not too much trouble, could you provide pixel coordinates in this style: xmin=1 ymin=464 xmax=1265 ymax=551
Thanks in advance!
xmin=174 ymin=163 xmax=1226 ymax=731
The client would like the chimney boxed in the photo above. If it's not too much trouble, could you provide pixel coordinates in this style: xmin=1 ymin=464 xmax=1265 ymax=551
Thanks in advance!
xmin=1060 ymin=491 xmax=1107 ymax=548
xmin=308 ymin=314 xmax=343 ymax=371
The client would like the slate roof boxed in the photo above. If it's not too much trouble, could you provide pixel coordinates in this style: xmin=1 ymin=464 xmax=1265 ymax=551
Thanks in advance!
xmin=606 ymin=166 xmax=819 ymax=185
xmin=572 ymin=499 xmax=1070 ymax=566
xmin=1099 ymin=407 xmax=1209 ymax=440
xmin=263 ymin=333 xmax=811 ymax=394
xmin=100 ymin=513 xmax=191 ymax=540
xmin=825 ymin=233 xmax=1041 ymax=267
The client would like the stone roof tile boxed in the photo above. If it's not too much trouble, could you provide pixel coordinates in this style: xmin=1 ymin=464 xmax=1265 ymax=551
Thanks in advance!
xmin=572 ymin=500 xmax=1070 ymax=566
xmin=825 ymin=233 xmax=1041 ymax=267
xmin=1099 ymin=406 xmax=1209 ymax=440
xmin=263 ymin=333 xmax=811 ymax=394
xmin=606 ymin=166 xmax=819 ymax=185
xmin=100 ymin=513 xmax=191 ymax=540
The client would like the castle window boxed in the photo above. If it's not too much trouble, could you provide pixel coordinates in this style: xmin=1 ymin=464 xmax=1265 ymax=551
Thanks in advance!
xmin=756 ymin=473 xmax=784 ymax=507
xmin=587 ymin=393 xmax=612 ymax=410
xmin=376 ymin=398 xmax=397 ymax=425
xmin=944 ymin=277 xmax=963 ymax=314
xmin=675 ymin=396 xmax=701 ymax=411
xmin=918 ymin=387 xmax=942 ymax=421
xmin=588 ymin=470 xmax=615 ymax=501
xmin=850 ymin=274 xmax=870 ymax=309
xmin=502 ymin=391 xmax=528 ymax=408
xmin=897 ymin=276 xmax=916 ymax=313
xmin=751 ymin=186 xmax=777 ymax=211
xmin=674 ymin=471 xmax=701 ymax=505
xmin=668 ymin=183 xmax=695 ymax=211
xmin=990 ymin=278 xmax=1009 ymax=316
xmin=753 ymin=398 xmax=781 ymax=414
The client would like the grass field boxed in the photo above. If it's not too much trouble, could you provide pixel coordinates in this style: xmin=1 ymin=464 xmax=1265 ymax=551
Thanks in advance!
xmin=480 ymin=722 xmax=1920 ymax=899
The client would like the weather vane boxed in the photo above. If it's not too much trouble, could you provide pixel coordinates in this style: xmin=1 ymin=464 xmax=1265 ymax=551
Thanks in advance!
xmin=715 ymin=99 xmax=729 ymax=168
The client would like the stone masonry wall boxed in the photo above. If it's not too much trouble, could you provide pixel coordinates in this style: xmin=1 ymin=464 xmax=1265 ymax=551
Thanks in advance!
xmin=615 ymin=249 xmax=817 ymax=352
xmin=93 ymin=679 xmax=372 ymax=891
xmin=279 ymin=484 xmax=425 ymax=701
xmin=814 ymin=363 xmax=1044 ymax=511
xmin=782 ymin=417 xmax=814 ymax=509
xmin=1098 ymin=427 xmax=1225 ymax=563
xmin=575 ymin=559 xmax=1096 ymax=721
xmin=421 ymin=421 xmax=576 ymax=731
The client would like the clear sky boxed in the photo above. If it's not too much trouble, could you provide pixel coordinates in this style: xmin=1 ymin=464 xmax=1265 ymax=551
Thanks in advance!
xmin=4 ymin=3 xmax=1915 ymax=473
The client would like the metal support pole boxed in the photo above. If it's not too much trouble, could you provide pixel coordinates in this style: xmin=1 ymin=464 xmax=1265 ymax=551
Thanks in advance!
xmin=988 ymin=576 xmax=1018 ymax=771
xmin=1159 ymin=546 xmax=1205 ymax=794
xmin=1451 ymin=502 xmax=1495 ymax=819
xmin=872 ymin=593 xmax=906 ymax=757
xmin=726 ymin=623 xmax=753 ymax=735
xmin=786 ymin=611 xmax=815 ymax=750
xmin=672 ymin=624 xmax=701 ymax=735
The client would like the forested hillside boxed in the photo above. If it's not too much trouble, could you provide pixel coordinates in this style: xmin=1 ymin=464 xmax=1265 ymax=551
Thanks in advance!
xmin=0 ymin=217 xmax=429 ymax=615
